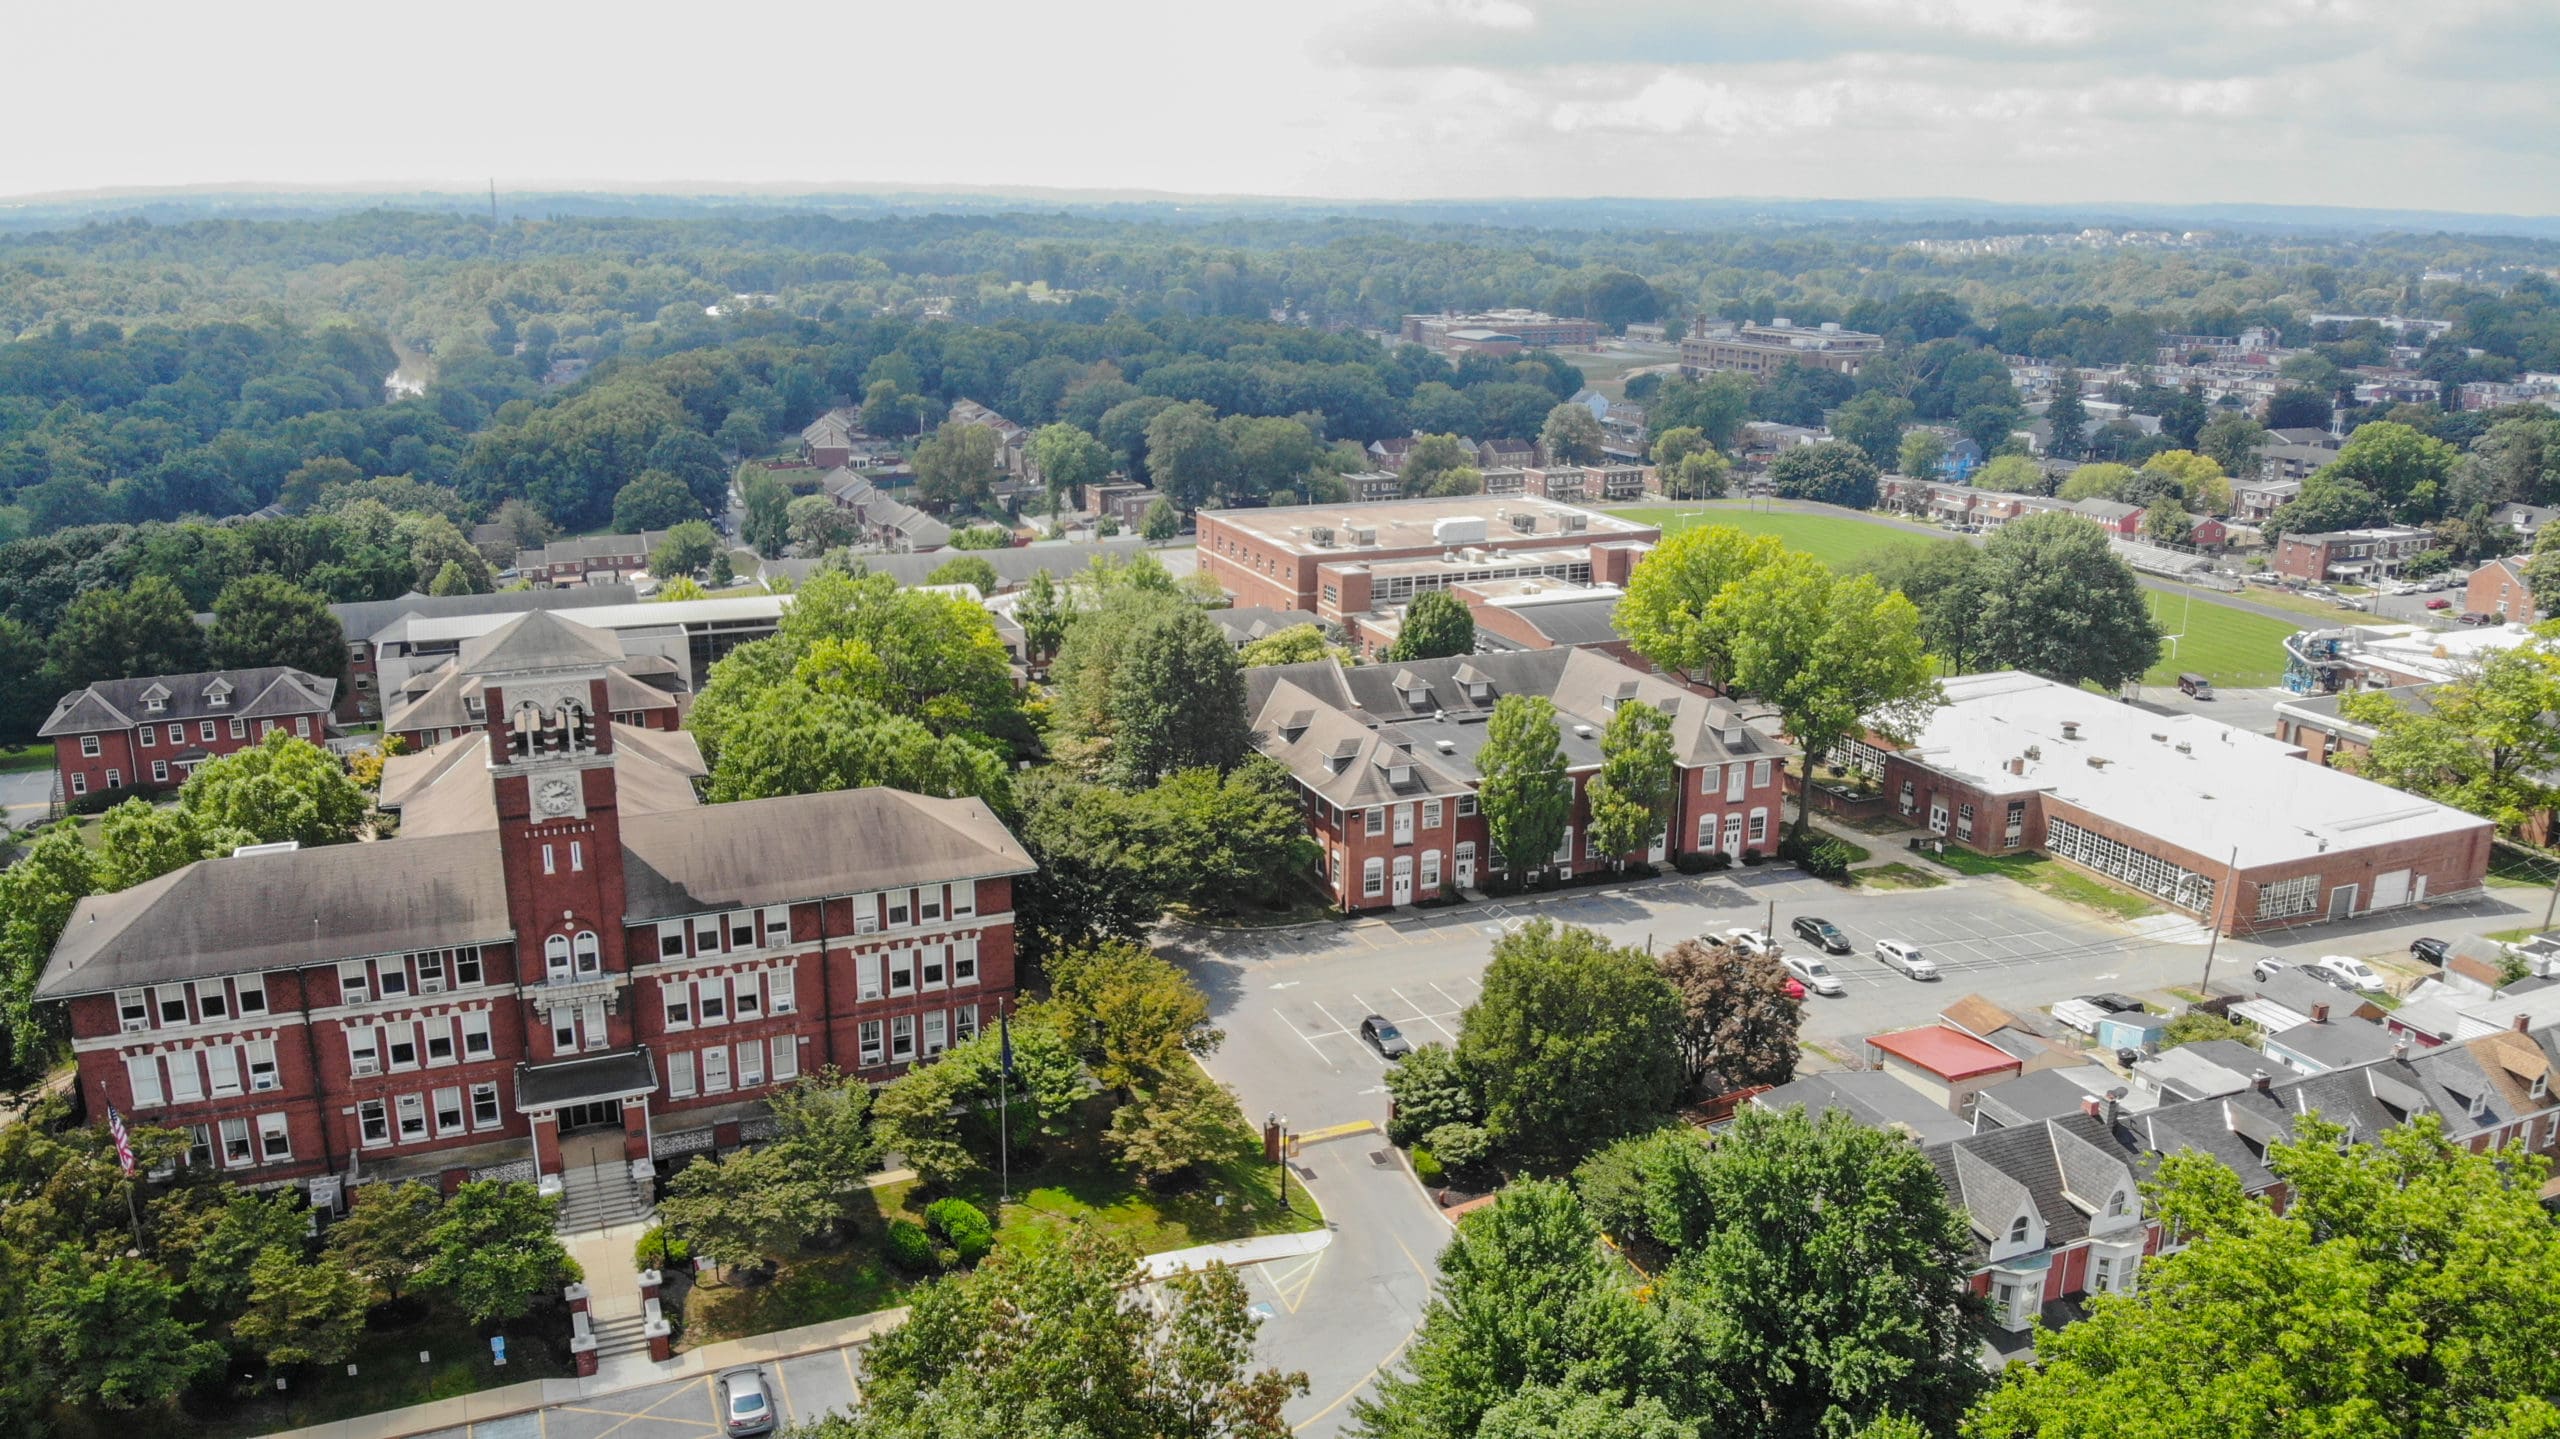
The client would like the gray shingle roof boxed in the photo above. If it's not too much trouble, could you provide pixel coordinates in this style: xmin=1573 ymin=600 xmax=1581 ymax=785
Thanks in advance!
xmin=515 ymin=1048 xmax=660 ymax=1111
xmin=620 ymin=789 xmax=1033 ymax=920
xmin=330 ymin=586 xmax=640 ymax=647
xmin=458 ymin=611 xmax=627 ymax=677
xmin=42 ymin=667 xmax=338 ymax=737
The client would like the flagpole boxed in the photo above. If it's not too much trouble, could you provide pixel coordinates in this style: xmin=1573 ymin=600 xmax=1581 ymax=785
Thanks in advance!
xmin=998 ymin=1009 xmax=1013 ymax=1208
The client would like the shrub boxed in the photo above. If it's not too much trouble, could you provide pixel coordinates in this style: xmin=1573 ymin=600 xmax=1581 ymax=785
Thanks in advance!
xmin=924 ymin=1197 xmax=994 ymax=1265
xmin=1423 ymin=1122 xmax=1492 ymax=1170
xmin=1384 ymin=1043 xmax=1483 ymax=1146
xmin=1704 ymin=851 xmax=1733 ymax=872
xmin=884 ymin=1219 xmax=939 ymax=1273
xmin=1780 ymin=834 xmax=1859 ymax=881
xmin=633 ymin=1224 xmax=692 ymax=1272
xmin=1673 ymin=853 xmax=1711 ymax=875
xmin=1410 ymin=1144 xmax=1446 ymax=1187
xmin=1740 ymin=847 xmax=1763 ymax=866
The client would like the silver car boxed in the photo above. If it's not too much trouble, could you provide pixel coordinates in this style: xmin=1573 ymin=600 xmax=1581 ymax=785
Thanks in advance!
xmin=719 ymin=1366 xmax=777 ymax=1436
xmin=1875 ymin=940 xmax=1939 ymax=980
xmin=1782 ymin=954 xmax=1846 ymax=996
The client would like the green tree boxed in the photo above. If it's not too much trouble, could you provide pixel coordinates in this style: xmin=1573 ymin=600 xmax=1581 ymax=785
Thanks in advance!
xmin=651 ymin=519 xmax=721 ymax=578
xmin=1651 ymin=426 xmax=1709 ymax=468
xmin=1766 ymin=441 xmax=1881 ymax=508
xmin=1456 ymin=920 xmax=1683 ymax=1167
xmin=2328 ymin=419 xmax=2461 ymax=521
xmin=1966 ymin=512 xmax=2164 ymax=690
xmin=1661 ymin=448 xmax=1731 ymax=500
xmin=51 ymin=575 xmax=208 ymax=691
xmin=417 ymin=1181 xmax=575 ymax=1325
xmin=1237 ymin=623 xmax=1338 ymax=667
xmin=736 ymin=465 xmax=793 ymax=559
xmin=0 ymin=827 xmax=99 ymax=1075
xmin=1382 ymin=1043 xmax=1483 ymax=1146
xmin=2057 ymin=462 xmax=2137 ymax=502
xmin=610 ymin=468 xmax=700 ymax=532
xmin=1650 ymin=371 xmax=1755 ymax=450
xmin=1355 ymin=1179 xmax=1669 ymax=1439
xmin=913 ymin=421 xmax=1002 ymax=512
xmin=1572 ymin=1126 xmax=1718 ymax=1255
xmin=2197 ymin=410 xmax=2269 ymax=478
xmin=326 ymin=1181 xmax=442 ymax=1301
xmin=27 ymin=1247 xmax=220 ymax=1411
xmin=1105 ymin=604 xmax=1249 ymax=787
xmin=94 ymin=799 xmax=209 ymax=887
xmin=1832 ymin=391 xmax=1915 ymax=469
xmin=0 ymin=616 xmax=55 ymax=741
xmin=2523 ymin=527 xmax=2560 ymax=616
xmin=1144 ymin=401 xmax=1236 ymax=511
xmin=209 ymin=573 xmax=347 ymax=684
xmin=1141 ymin=496 xmax=1181 ymax=541
xmin=177 ymin=731 xmax=368 ymax=847
xmin=2140 ymin=495 xmax=2194 ymax=544
xmin=870 ymin=1009 xmax=1085 ymax=1186
xmin=427 ymin=558 xmax=481 ymax=596
xmin=925 ymin=555 xmax=1000 ymax=592
xmin=1585 ymin=700 xmax=1674 ymax=868
xmin=787 ymin=493 xmax=858 ymax=556
xmin=655 ymin=577 xmax=709 ymax=603
xmin=1027 ymin=422 xmax=1113 ymax=516
xmin=1717 ymin=554 xmax=1939 ymax=845
xmin=1897 ymin=428 xmax=1949 ymax=478
xmin=1968 ymin=1116 xmax=2560 ymax=1439
xmin=1854 ymin=540 xmax=1986 ymax=672
xmin=806 ymin=1228 xmax=1304 ymax=1439
xmin=1143 ymin=760 xmax=1316 ymax=912
xmin=1015 ymin=568 xmax=1075 ymax=665
xmin=2340 ymin=632 xmax=2560 ymax=835
xmin=1541 ymin=404 xmax=1605 ymax=466
xmin=1677 ymin=1106 xmax=1987 ymax=1439
xmin=703 ymin=689 xmax=1011 ymax=811
xmin=657 ymin=1143 xmax=837 ymax=1272
xmin=1618 ymin=525 xmax=1786 ymax=684
xmin=1477 ymin=695 xmax=1572 ymax=881
xmin=2044 ymin=369 xmax=2089 ymax=461
xmin=768 ymin=1067 xmax=881 ymax=1202
xmin=1384 ymin=588 xmax=1475 ymax=662
xmin=1105 ymin=1064 xmax=1247 ymax=1185
xmin=1972 ymin=453 xmax=2047 ymax=494
xmin=1046 ymin=938 xmax=1223 ymax=1093
xmin=1653 ymin=936 xmax=1801 ymax=1097
xmin=234 ymin=1245 xmax=368 ymax=1367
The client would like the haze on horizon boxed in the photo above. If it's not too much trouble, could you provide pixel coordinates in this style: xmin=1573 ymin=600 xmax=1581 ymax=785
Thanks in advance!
xmin=9 ymin=0 xmax=2557 ymax=217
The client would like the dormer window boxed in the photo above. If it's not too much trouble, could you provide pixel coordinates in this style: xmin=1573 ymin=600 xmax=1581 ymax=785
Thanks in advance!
xmin=204 ymin=680 xmax=232 ymax=708
xmin=141 ymin=686 xmax=168 ymax=714
xmin=2008 ymin=1215 xmax=2031 ymax=1243
xmin=2107 ymin=1190 xmax=2128 ymax=1217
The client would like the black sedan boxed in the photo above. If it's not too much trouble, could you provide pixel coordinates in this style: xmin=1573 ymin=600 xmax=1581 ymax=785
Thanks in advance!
xmin=1791 ymin=916 xmax=1852 ymax=955
xmin=2410 ymin=936 xmax=2450 ymax=965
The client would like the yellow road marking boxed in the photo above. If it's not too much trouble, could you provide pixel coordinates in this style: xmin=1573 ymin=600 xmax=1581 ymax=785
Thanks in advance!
xmin=1293 ymin=1119 xmax=1378 ymax=1145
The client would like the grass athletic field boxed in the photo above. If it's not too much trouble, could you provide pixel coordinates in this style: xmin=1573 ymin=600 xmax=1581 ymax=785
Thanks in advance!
xmin=1609 ymin=502 xmax=2302 ymax=688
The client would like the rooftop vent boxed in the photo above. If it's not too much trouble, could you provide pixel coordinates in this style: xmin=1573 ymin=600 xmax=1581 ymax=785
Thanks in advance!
xmin=1309 ymin=526 xmax=1334 ymax=548
xmin=2176 ymin=741 xmax=2193 ymax=754
xmin=231 ymin=840 xmax=300 ymax=858
xmin=1435 ymin=738 xmax=1457 ymax=754
xmin=2060 ymin=721 xmax=2080 ymax=740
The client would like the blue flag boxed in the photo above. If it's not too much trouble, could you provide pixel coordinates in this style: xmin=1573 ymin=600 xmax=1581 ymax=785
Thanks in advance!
xmin=999 ymin=1011 xmax=1015 ymax=1078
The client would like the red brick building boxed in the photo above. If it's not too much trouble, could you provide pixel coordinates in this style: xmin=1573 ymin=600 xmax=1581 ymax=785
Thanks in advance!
xmin=37 ymin=611 xmax=1031 ymax=1212
xmin=2270 ymin=526 xmax=2432 ymax=583
xmin=1839 ymin=671 xmax=2490 ymax=934
xmin=1244 ymin=647 xmax=1794 ymax=911
xmin=2465 ymin=556 xmax=2540 ymax=624
xmin=39 ymin=667 xmax=337 ymax=806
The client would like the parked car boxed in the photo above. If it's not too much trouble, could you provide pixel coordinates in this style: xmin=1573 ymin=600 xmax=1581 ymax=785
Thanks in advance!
xmin=2251 ymin=956 xmax=2292 ymax=983
xmin=719 ymin=1367 xmax=778 ymax=1437
xmin=1791 ymin=916 xmax=1853 ymax=954
xmin=1722 ymin=927 xmax=1776 ymax=957
xmin=1358 ymin=1015 xmax=1412 ymax=1059
xmin=2083 ymin=993 xmax=2149 ymax=1014
xmin=1875 ymin=940 xmax=1939 ymax=980
xmin=1782 ymin=954 xmax=1846 ymax=996
xmin=2311 ymin=955 xmax=2387 ymax=992
xmin=2409 ymin=936 xmax=2450 ymax=965
xmin=2459 ymin=611 xmax=2495 ymax=626
xmin=1782 ymin=976 xmax=1808 ymax=1001
xmin=2425 ymin=596 xmax=2453 ymax=610
xmin=2115 ymin=1047 xmax=2145 ymax=1069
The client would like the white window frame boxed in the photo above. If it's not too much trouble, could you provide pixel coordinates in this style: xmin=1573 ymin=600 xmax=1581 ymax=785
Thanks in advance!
xmin=1365 ymin=806 xmax=1384 ymax=836
xmin=738 ymin=1042 xmax=765 ymax=1088
xmin=386 ymin=1024 xmax=419 ymax=1071
xmin=339 ymin=961 xmax=370 ymax=1005
xmin=462 ymin=1010 xmax=493 ymax=1059
xmin=247 ymin=1040 xmax=279 ymax=1092
xmin=126 ymin=1055 xmax=163 ymax=1107
xmin=1363 ymin=857 xmax=1385 ymax=898
xmin=889 ymin=950 xmax=915 ymax=995
xmin=471 ymin=1082 xmax=501 ymax=1128
xmin=921 ymin=947 xmax=946 ymax=991
xmin=890 ymin=1015 xmax=916 ymax=1061
xmin=257 ymin=1112 xmax=291 ymax=1161
xmin=80 ymin=734 xmax=100 ymax=758
xmin=663 ymin=984 xmax=692 ymax=1029
xmin=433 ymin=1086 xmax=465 ymax=1136
xmin=769 ymin=965 xmax=797 ymax=1013
xmin=1457 ymin=793 xmax=1478 ymax=818
xmin=858 ymin=1020 xmax=885 ymax=1068
xmin=952 ymin=942 xmax=978 ymax=987
xmin=236 ymin=974 xmax=266 ymax=1015
xmin=396 ymin=1093 xmax=427 ymax=1142
xmin=951 ymin=882 xmax=975 ymax=918
xmin=359 ymin=1099 xmax=389 ymax=1146
xmin=220 ymin=1117 xmax=254 ymax=1167
xmin=923 ymin=1010 xmax=948 ymax=1057
xmin=772 ymin=1035 xmax=799 ymax=1083
xmin=69 ymin=772 xmax=86 ymax=796
xmin=954 ymin=1004 xmax=979 ymax=1043
xmin=425 ymin=1018 xmax=456 ymax=1066
xmin=118 ymin=990 xmax=148 ymax=1033
xmin=736 ymin=973 xmax=764 ymax=1020
xmin=152 ymin=759 xmax=169 ymax=784
xmin=858 ymin=952 xmax=884 ymax=1001
xmin=1422 ymin=798 xmax=1443 ymax=829
xmin=659 ymin=921 xmax=688 ymax=960
xmin=763 ymin=905 xmax=791 ymax=947
xmin=377 ymin=961 xmax=409 ymax=999
xmin=702 ymin=1045 xmax=731 ymax=1093
xmin=697 ymin=977 xmax=728 ymax=1023
xmin=454 ymin=949 xmax=482 ymax=986
xmin=158 ymin=987 xmax=188 ymax=1025
xmin=349 ymin=1027 xmax=381 ymax=1076
xmin=668 ymin=1050 xmax=696 ymax=1098
xmin=206 ymin=1046 xmax=242 ymax=1097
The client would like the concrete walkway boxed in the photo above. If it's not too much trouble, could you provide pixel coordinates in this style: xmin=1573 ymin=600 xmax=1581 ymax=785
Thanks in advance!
xmin=1139 ymin=1226 xmax=1333 ymax=1279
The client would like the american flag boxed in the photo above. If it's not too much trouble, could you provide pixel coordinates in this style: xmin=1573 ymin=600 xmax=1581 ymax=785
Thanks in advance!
xmin=106 ymin=1105 xmax=136 ymax=1177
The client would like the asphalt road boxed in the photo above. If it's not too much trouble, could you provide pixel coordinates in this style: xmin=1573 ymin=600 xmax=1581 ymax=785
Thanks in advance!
xmin=415 ymin=1349 xmax=863 ymax=1439
xmin=1162 ymin=860 xmax=2541 ymax=1435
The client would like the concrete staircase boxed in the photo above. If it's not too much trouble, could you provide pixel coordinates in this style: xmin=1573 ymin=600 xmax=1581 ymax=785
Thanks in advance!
xmin=587 ymin=1309 xmax=652 ymax=1361
xmin=556 ymin=1161 xmax=653 ymax=1233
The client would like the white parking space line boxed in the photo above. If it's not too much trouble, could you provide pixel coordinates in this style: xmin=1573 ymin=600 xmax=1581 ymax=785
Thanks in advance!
xmin=1393 ymin=988 xmax=1460 ymax=1042
xmin=1427 ymin=981 xmax=1472 ymax=1016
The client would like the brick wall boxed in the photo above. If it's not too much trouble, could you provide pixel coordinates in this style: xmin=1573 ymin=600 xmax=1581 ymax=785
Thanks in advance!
xmin=55 ymin=707 xmax=330 ymax=803
xmin=2467 ymin=562 xmax=2538 ymax=624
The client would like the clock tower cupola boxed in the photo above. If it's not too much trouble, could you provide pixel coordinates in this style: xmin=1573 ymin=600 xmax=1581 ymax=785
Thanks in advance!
xmin=460 ymin=611 xmax=636 ymax=989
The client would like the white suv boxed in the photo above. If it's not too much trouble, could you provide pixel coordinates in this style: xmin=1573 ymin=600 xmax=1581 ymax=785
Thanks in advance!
xmin=1875 ymin=940 xmax=1939 ymax=981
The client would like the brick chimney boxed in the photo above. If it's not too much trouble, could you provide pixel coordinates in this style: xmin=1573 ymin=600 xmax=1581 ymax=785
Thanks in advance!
xmin=2518 ymin=1013 xmax=2534 ymax=1033
xmin=2080 ymin=1094 xmax=2102 ymax=1119
xmin=2312 ymin=1002 xmax=2329 ymax=1024
xmin=2251 ymin=1069 xmax=2272 ymax=1093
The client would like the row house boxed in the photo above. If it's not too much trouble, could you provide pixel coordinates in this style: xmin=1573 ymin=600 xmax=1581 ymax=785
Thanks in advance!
xmin=818 ymin=466 xmax=952 ymax=550
xmin=40 ymin=667 xmax=337 ymax=806
xmin=2230 ymin=477 xmax=2300 ymax=523
xmin=516 ymin=531 xmax=668 ymax=587
xmin=2270 ymin=526 xmax=2433 ymax=583
xmin=1524 ymin=463 xmax=1651 ymax=504
xmin=1243 ymin=647 xmax=1796 ymax=912
xmin=799 ymin=407 xmax=867 ymax=471
xmin=38 ymin=612 xmax=1033 ymax=1214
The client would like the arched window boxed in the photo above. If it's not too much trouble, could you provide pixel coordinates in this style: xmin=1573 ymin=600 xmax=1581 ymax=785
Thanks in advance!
xmin=572 ymin=930 xmax=600 ymax=976
xmin=544 ymin=933 xmax=571 ymax=982
xmin=2008 ymin=1214 xmax=2031 ymax=1243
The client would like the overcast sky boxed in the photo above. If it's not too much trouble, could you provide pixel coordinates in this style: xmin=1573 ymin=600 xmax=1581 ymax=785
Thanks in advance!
xmin=9 ymin=0 xmax=2554 ymax=214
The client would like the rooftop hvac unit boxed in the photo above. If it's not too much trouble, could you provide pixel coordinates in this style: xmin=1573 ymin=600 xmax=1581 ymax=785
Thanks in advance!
xmin=1563 ymin=513 xmax=1588 ymax=531
xmin=1309 ymin=526 xmax=1334 ymax=548
xmin=1351 ymin=527 xmax=1378 ymax=546
xmin=1512 ymin=513 xmax=1538 ymax=533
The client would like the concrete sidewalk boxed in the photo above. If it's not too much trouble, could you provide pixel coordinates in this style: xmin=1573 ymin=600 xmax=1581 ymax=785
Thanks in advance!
xmin=1139 ymin=1226 xmax=1334 ymax=1279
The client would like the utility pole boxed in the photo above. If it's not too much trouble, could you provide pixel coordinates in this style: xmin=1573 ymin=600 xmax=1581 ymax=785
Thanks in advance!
xmin=2197 ymin=845 xmax=2242 ymax=993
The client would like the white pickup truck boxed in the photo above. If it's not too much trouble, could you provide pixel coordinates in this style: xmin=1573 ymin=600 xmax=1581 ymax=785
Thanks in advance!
xmin=2050 ymin=998 xmax=2108 ymax=1036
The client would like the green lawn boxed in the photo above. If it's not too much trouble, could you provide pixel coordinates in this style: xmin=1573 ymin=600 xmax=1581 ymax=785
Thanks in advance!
xmin=1612 ymin=502 xmax=1944 ymax=571
xmin=1853 ymin=862 xmax=1948 ymax=892
xmin=0 ymin=742 xmax=51 ymax=774
xmin=683 ymin=1098 xmax=1320 ymax=1349
xmin=1920 ymin=846 xmax=2165 ymax=920
xmin=2143 ymin=589 xmax=2302 ymax=688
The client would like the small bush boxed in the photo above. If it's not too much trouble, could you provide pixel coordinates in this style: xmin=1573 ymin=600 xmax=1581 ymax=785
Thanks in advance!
xmin=633 ymin=1224 xmax=692 ymax=1272
xmin=924 ymin=1197 xmax=994 ymax=1265
xmin=1673 ymin=853 xmax=1711 ymax=876
xmin=1780 ymin=833 xmax=1860 ymax=881
xmin=1740 ymin=847 xmax=1764 ymax=866
xmin=1704 ymin=851 xmax=1734 ymax=872
xmin=884 ymin=1219 xmax=939 ymax=1273
xmin=1410 ymin=1144 xmax=1446 ymax=1187
xmin=1423 ymin=1122 xmax=1492 ymax=1170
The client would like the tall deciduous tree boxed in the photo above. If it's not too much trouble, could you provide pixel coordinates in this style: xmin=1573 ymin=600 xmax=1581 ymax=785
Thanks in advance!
xmin=1144 ymin=401 xmax=1236 ymax=512
xmin=1968 ymin=1116 xmax=2560 ymax=1439
xmin=650 ymin=519 xmax=721 ymax=578
xmin=1971 ymin=453 xmax=2047 ymax=494
xmin=417 ymin=1181 xmax=574 ymax=1325
xmin=809 ymin=1228 xmax=1305 ymax=1439
xmin=1712 ymin=554 xmax=1939 ymax=844
xmin=1046 ymin=937 xmax=1224 ymax=1093
xmin=326 ymin=1181 xmax=442 ymax=1301
xmin=703 ymin=689 xmax=1011 ymax=811
xmin=1105 ymin=604 xmax=1248 ymax=787
xmin=1832 ymin=392 xmax=1915 ymax=470
xmin=1617 ymin=525 xmax=1785 ymax=685
xmin=611 ymin=468 xmax=700 ymax=532
xmin=1237 ymin=623 xmax=1338 ymax=667
xmin=1571 ymin=1126 xmax=1719 ymax=1256
xmin=1967 ymin=512 xmax=2163 ymax=690
xmin=1586 ymin=700 xmax=1674 ymax=867
xmin=913 ymin=421 xmax=1002 ymax=512
xmin=1897 ymin=428 xmax=1949 ymax=479
xmin=234 ymin=1244 xmax=368 ymax=1367
xmin=1476 ymin=695 xmax=1572 ymax=881
xmin=27 ymin=1246 xmax=220 ymax=1411
xmin=1028 ymin=422 xmax=1113 ymax=516
xmin=1384 ymin=589 xmax=1475 ymax=662
xmin=209 ymin=573 xmax=349 ymax=685
xmin=657 ymin=1143 xmax=837 ymax=1272
xmin=1853 ymin=540 xmax=1985 ymax=672
xmin=1541 ymin=404 xmax=1605 ymax=466
xmin=1456 ymin=920 xmax=1682 ymax=1166
xmin=1105 ymin=1063 xmax=1247 ymax=1185
xmin=2197 ymin=411 xmax=2268 ymax=478
xmin=177 ymin=732 xmax=368 ymax=847
xmin=1654 ymin=936 xmax=1802 ymax=1097
xmin=2341 ymin=630 xmax=2560 ymax=834
xmin=2043 ymin=369 xmax=2089 ymax=461
xmin=1766 ymin=441 xmax=1881 ymax=508
xmin=51 ymin=575 xmax=208 ymax=691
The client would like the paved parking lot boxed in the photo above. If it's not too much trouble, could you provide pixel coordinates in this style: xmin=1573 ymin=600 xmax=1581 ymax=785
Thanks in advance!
xmin=415 ymin=1349 xmax=861 ymax=1439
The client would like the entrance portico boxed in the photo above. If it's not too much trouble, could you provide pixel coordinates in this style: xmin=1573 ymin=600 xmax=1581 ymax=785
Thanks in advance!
xmin=516 ymin=1047 xmax=659 ymax=1177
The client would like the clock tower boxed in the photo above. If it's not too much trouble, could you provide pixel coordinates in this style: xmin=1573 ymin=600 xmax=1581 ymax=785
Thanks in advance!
xmin=461 ymin=612 xmax=636 ymax=1010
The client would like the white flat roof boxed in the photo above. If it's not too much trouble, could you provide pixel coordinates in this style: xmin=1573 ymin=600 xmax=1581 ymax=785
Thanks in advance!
xmin=391 ymin=595 xmax=790 ymax=647
xmin=2335 ymin=622 xmax=2536 ymax=686
xmin=1897 ymin=672 xmax=2489 ymax=869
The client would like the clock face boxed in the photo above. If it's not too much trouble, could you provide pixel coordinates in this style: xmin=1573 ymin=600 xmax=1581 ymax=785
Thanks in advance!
xmin=537 ymin=778 xmax=577 ymax=816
